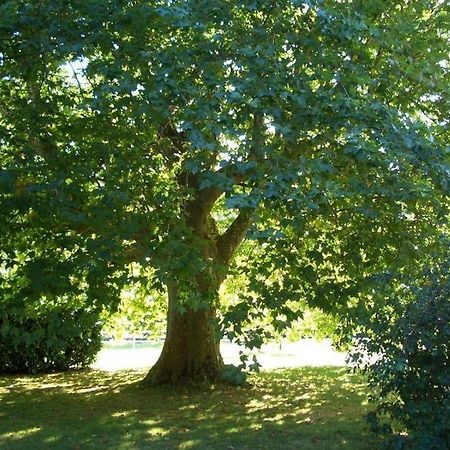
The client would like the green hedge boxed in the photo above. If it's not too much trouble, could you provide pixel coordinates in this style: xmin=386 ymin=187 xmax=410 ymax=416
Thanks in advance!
xmin=0 ymin=301 xmax=102 ymax=374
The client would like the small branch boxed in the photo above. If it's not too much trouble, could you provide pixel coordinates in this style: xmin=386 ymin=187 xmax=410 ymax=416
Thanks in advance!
xmin=68 ymin=61 xmax=84 ymax=94
xmin=372 ymin=46 xmax=385 ymax=68
xmin=262 ymin=5 xmax=276 ymax=26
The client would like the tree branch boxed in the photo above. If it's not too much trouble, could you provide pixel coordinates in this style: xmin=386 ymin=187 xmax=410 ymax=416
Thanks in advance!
xmin=261 ymin=5 xmax=276 ymax=26
xmin=216 ymin=210 xmax=254 ymax=265
xmin=197 ymin=186 xmax=223 ymax=213
xmin=197 ymin=164 xmax=249 ymax=213
xmin=68 ymin=61 xmax=85 ymax=95
xmin=159 ymin=120 xmax=187 ymax=163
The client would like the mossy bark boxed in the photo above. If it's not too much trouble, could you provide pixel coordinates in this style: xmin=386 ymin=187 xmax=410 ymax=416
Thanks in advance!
xmin=142 ymin=283 xmax=223 ymax=385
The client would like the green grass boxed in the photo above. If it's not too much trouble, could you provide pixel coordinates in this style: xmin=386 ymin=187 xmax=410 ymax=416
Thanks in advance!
xmin=0 ymin=367 xmax=375 ymax=450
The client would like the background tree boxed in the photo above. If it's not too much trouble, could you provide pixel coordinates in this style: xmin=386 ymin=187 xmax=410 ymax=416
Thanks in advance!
xmin=0 ymin=0 xmax=448 ymax=383
xmin=102 ymin=271 xmax=167 ymax=342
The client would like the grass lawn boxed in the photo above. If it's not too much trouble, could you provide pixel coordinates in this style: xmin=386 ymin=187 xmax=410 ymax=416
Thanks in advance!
xmin=0 ymin=367 xmax=375 ymax=450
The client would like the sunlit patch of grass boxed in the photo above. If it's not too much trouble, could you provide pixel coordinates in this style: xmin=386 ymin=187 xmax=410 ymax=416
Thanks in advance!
xmin=0 ymin=367 xmax=375 ymax=450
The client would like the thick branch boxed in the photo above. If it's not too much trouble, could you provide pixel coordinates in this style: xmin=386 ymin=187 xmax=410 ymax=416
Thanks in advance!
xmin=252 ymin=113 xmax=265 ymax=153
xmin=197 ymin=186 xmax=223 ymax=214
xmin=159 ymin=120 xmax=187 ymax=164
xmin=197 ymin=165 xmax=249 ymax=214
xmin=216 ymin=210 xmax=253 ymax=265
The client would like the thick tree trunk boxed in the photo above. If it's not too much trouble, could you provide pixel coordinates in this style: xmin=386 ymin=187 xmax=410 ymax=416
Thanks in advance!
xmin=140 ymin=154 xmax=253 ymax=386
xmin=142 ymin=283 xmax=224 ymax=386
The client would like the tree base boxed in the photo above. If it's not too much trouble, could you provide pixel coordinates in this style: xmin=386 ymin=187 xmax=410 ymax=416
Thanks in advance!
xmin=141 ymin=285 xmax=224 ymax=387
xmin=141 ymin=359 xmax=224 ymax=387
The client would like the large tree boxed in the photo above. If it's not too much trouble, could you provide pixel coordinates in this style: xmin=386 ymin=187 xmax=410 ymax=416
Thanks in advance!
xmin=0 ymin=0 xmax=448 ymax=384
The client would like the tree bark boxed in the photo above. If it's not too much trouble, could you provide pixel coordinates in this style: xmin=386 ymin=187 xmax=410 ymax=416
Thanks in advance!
xmin=142 ymin=205 xmax=253 ymax=385
xmin=141 ymin=125 xmax=255 ymax=384
xmin=142 ymin=283 xmax=224 ymax=385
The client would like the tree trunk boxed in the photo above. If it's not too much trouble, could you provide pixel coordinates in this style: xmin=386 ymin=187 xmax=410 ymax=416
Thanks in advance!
xmin=140 ymin=165 xmax=253 ymax=386
xmin=142 ymin=283 xmax=224 ymax=386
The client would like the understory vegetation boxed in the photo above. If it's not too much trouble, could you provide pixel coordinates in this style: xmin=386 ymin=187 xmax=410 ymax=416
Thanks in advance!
xmin=0 ymin=301 xmax=102 ymax=374
xmin=351 ymin=261 xmax=450 ymax=450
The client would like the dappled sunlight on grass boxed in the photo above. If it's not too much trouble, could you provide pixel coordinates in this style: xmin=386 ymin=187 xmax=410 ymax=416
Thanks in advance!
xmin=0 ymin=426 xmax=42 ymax=442
xmin=0 ymin=367 xmax=374 ymax=450
xmin=0 ymin=369 xmax=144 ymax=396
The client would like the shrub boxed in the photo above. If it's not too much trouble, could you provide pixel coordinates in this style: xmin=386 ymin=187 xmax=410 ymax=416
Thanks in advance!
xmin=352 ymin=264 xmax=450 ymax=450
xmin=0 ymin=300 xmax=102 ymax=374
xmin=351 ymin=264 xmax=450 ymax=450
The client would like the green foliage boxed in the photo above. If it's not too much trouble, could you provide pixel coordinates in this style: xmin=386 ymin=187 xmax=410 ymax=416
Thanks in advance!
xmin=287 ymin=309 xmax=339 ymax=342
xmin=0 ymin=299 xmax=102 ymax=374
xmin=102 ymin=276 xmax=167 ymax=341
xmin=0 ymin=0 xmax=448 ymax=363
xmin=350 ymin=260 xmax=450 ymax=450
xmin=220 ymin=265 xmax=339 ymax=349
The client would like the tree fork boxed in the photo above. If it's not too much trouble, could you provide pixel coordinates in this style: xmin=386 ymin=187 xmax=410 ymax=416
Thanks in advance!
xmin=142 ymin=211 xmax=253 ymax=385
xmin=142 ymin=157 xmax=254 ymax=385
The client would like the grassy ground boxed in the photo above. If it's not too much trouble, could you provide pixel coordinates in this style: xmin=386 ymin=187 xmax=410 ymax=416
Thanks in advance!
xmin=0 ymin=367 xmax=375 ymax=450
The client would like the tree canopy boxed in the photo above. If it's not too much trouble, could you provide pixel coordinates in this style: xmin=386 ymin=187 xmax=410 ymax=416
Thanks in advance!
xmin=0 ymin=0 xmax=448 ymax=382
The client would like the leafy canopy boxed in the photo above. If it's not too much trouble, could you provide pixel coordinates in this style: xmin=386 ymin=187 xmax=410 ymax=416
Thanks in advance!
xmin=0 ymin=0 xmax=448 ymax=344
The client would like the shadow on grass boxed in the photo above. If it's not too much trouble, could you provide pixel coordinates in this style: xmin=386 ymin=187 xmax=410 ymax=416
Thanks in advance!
xmin=0 ymin=367 xmax=374 ymax=450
